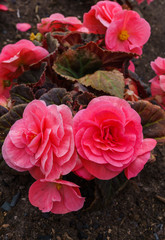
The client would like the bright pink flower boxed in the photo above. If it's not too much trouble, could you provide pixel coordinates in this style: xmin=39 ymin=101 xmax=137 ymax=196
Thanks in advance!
xmin=73 ymin=96 xmax=156 ymax=180
xmin=105 ymin=10 xmax=151 ymax=55
xmin=73 ymin=155 xmax=95 ymax=180
xmin=37 ymin=13 xmax=83 ymax=34
xmin=151 ymin=57 xmax=165 ymax=75
xmin=2 ymin=100 xmax=77 ymax=180
xmin=150 ymin=57 xmax=165 ymax=109
xmin=0 ymin=39 xmax=49 ymax=81
xmin=29 ymin=179 xmax=85 ymax=214
xmin=136 ymin=0 xmax=154 ymax=4
xmin=0 ymin=4 xmax=8 ymax=11
xmin=16 ymin=23 xmax=31 ymax=32
xmin=83 ymin=0 xmax=122 ymax=34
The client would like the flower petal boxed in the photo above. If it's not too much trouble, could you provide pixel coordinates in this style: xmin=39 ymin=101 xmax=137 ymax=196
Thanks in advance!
xmin=125 ymin=138 xmax=157 ymax=179
xmin=16 ymin=23 xmax=31 ymax=32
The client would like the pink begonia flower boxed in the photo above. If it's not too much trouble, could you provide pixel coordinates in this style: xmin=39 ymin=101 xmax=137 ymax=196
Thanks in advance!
xmin=150 ymin=76 xmax=165 ymax=109
xmin=136 ymin=0 xmax=154 ymax=4
xmin=150 ymin=57 xmax=165 ymax=109
xmin=151 ymin=57 xmax=165 ymax=76
xmin=29 ymin=179 xmax=85 ymax=214
xmin=73 ymin=155 xmax=95 ymax=180
xmin=73 ymin=96 xmax=157 ymax=180
xmin=37 ymin=13 xmax=83 ymax=34
xmin=83 ymin=0 xmax=122 ymax=34
xmin=0 ymin=4 xmax=8 ymax=11
xmin=151 ymin=75 xmax=165 ymax=94
xmin=2 ymin=100 xmax=77 ymax=180
xmin=0 ymin=39 xmax=49 ymax=81
xmin=16 ymin=23 xmax=31 ymax=32
xmin=105 ymin=10 xmax=151 ymax=55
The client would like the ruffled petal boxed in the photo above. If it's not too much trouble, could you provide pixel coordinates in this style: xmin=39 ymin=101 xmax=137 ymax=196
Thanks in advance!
xmin=125 ymin=138 xmax=157 ymax=179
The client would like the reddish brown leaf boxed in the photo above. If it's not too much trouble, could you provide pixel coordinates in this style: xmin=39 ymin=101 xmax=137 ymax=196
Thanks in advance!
xmin=130 ymin=100 xmax=165 ymax=142
xmin=78 ymin=42 xmax=137 ymax=70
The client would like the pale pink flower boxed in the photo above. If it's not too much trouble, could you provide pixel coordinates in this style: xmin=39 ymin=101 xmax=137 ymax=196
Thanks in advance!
xmin=105 ymin=10 xmax=151 ymax=55
xmin=2 ymin=100 xmax=77 ymax=180
xmin=150 ymin=57 xmax=165 ymax=109
xmin=0 ymin=39 xmax=49 ymax=81
xmin=37 ymin=13 xmax=83 ymax=34
xmin=151 ymin=57 xmax=165 ymax=75
xmin=83 ymin=0 xmax=122 ymax=34
xmin=73 ymin=96 xmax=156 ymax=180
xmin=150 ymin=76 xmax=165 ymax=109
xmin=16 ymin=23 xmax=31 ymax=32
xmin=29 ymin=179 xmax=85 ymax=214
xmin=136 ymin=0 xmax=154 ymax=4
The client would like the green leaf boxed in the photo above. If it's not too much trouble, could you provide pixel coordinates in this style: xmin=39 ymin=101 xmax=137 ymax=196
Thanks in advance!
xmin=53 ymin=48 xmax=102 ymax=79
xmin=39 ymin=88 xmax=72 ymax=107
xmin=130 ymin=100 xmax=165 ymax=142
xmin=61 ymin=70 xmax=124 ymax=98
xmin=53 ymin=42 xmax=136 ymax=80
xmin=78 ymin=42 xmax=137 ymax=70
xmin=10 ymin=84 xmax=34 ymax=106
xmin=78 ymin=70 xmax=124 ymax=98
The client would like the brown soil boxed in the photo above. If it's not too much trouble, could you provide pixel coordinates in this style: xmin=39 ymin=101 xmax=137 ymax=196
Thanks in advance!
xmin=0 ymin=0 xmax=165 ymax=240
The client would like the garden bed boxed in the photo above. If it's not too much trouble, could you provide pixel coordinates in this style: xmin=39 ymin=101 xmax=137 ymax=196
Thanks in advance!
xmin=0 ymin=0 xmax=165 ymax=239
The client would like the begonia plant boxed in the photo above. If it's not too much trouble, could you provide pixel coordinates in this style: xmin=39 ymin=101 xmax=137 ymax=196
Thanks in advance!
xmin=0 ymin=0 xmax=164 ymax=215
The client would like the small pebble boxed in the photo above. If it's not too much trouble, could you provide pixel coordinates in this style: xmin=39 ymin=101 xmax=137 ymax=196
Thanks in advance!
xmin=10 ymin=191 xmax=21 ymax=207
xmin=2 ymin=224 xmax=9 ymax=228
xmin=1 ymin=202 xmax=11 ymax=212
xmin=154 ymin=233 xmax=159 ymax=240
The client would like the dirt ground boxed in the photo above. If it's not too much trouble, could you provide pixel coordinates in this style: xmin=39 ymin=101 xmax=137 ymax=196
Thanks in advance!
xmin=0 ymin=0 xmax=165 ymax=239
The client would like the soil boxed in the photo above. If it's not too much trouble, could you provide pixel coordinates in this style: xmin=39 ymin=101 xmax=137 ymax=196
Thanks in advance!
xmin=0 ymin=0 xmax=165 ymax=240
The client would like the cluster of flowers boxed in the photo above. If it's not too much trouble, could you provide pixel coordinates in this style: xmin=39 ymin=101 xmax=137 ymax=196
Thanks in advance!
xmin=2 ymin=97 xmax=156 ymax=213
xmin=0 ymin=0 xmax=151 ymax=104
xmin=83 ymin=1 xmax=151 ymax=55
xmin=0 ymin=0 xmax=158 ymax=214
xmin=37 ymin=1 xmax=151 ymax=55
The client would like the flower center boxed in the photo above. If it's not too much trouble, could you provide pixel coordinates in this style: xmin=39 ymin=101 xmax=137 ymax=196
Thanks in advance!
xmin=30 ymin=32 xmax=43 ymax=42
xmin=56 ymin=183 xmax=62 ymax=190
xmin=119 ymin=30 xmax=129 ymax=41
